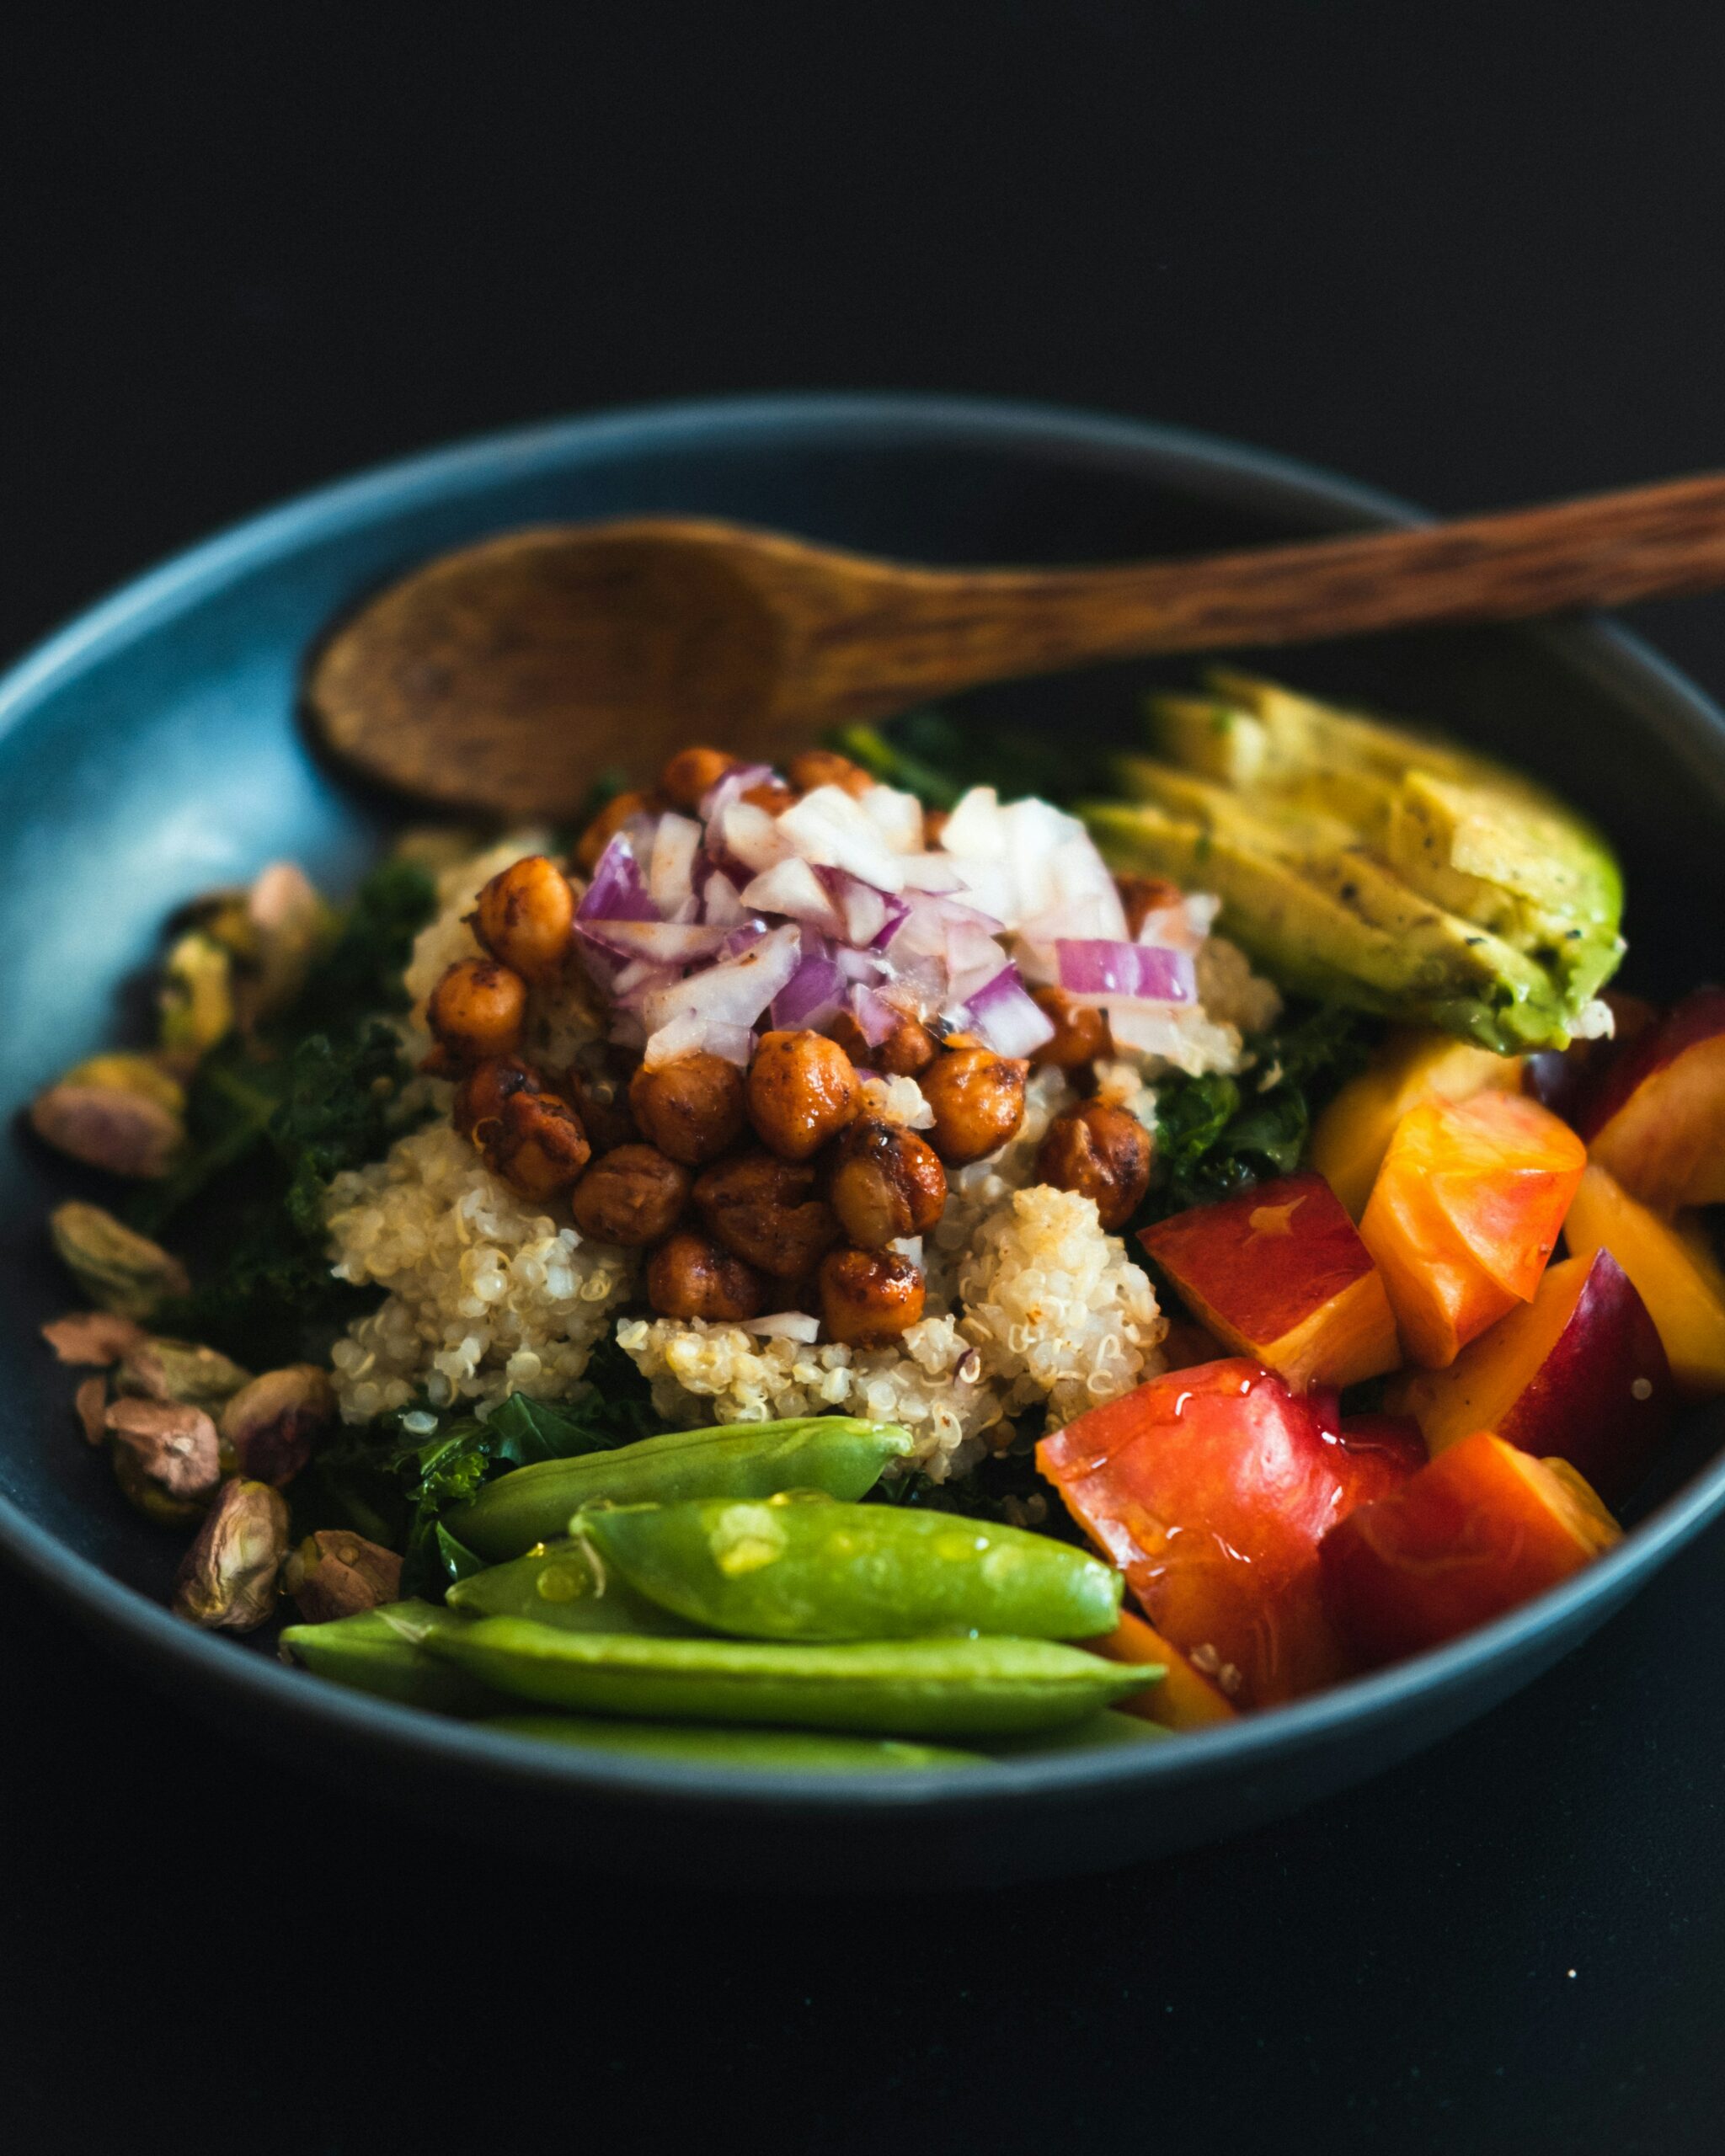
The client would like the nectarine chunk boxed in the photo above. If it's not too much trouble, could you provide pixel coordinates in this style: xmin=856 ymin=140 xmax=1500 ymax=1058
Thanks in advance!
xmin=1087 ymin=1609 xmax=1237 ymax=1728
xmin=1582 ymin=988 xmax=1725 ymax=1211
xmin=1359 ymin=1091 xmax=1585 ymax=1368
xmin=1318 ymin=1430 xmax=1621 ymax=1664
xmin=1562 ymin=1163 xmax=1725 ymax=1396
xmin=1140 ymin=1171 xmax=1399 ymax=1391
xmin=1389 ymin=1249 xmax=1672 ymax=1502
xmin=1309 ymin=1027 xmax=1525 ymax=1219
xmin=1038 ymin=1358 xmax=1421 ymax=1707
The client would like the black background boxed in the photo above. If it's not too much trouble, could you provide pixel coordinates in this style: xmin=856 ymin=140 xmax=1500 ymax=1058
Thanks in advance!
xmin=5 ymin=7 xmax=1725 ymax=2150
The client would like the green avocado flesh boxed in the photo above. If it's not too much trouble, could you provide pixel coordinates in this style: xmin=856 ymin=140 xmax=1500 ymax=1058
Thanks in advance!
xmin=1079 ymin=670 xmax=1624 ymax=1053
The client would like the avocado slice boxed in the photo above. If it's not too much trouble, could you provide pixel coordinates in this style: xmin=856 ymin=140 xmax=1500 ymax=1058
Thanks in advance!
xmin=1087 ymin=674 xmax=1624 ymax=1053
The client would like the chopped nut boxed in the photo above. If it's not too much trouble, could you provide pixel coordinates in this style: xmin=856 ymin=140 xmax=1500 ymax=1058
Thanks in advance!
xmin=217 ymin=1364 xmax=337 ymax=1487
xmin=116 ymin=1337 xmax=252 ymax=1412
xmin=58 ymin=1054 xmax=186 ymax=1116
xmin=49 ymin=1203 xmax=191 ymax=1319
xmin=29 ymin=1082 xmax=185 ymax=1178
xmin=74 ymin=1375 xmax=109 ymax=1447
xmin=158 ymin=929 xmax=236 ymax=1054
xmin=104 ymin=1397 xmax=221 ymax=1524
xmin=172 ymin=1479 xmax=290 ymax=1631
xmin=240 ymin=862 xmax=331 ymax=1023
xmin=40 ymin=1310 xmax=147 ymax=1366
xmin=283 ymin=1530 xmax=403 ymax=1622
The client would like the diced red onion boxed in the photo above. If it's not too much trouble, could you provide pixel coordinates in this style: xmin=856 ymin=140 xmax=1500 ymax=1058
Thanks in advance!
xmin=857 ymin=783 xmax=924 ymax=854
xmin=739 ymin=1310 xmax=823 ymax=1343
xmin=1055 ymin=940 xmax=1196 ymax=1003
xmin=648 ymin=814 xmax=702 ymax=916
xmin=713 ymin=798 xmax=796 ymax=875
xmin=577 ymin=834 xmax=660 ymax=925
xmin=579 ymin=919 xmax=733 ymax=965
xmin=642 ymin=1015 xmax=756 ymax=1069
xmin=633 ymin=921 xmax=803 ymax=1036
xmin=899 ymin=853 xmax=967 ymax=894
xmin=697 ymin=761 xmax=775 ymax=825
xmin=777 ymin=786 xmax=907 ymax=892
xmin=740 ymin=857 xmax=847 ymax=937
xmin=699 ymin=869 xmax=750 ymax=928
xmin=963 ymin=966 xmax=1057 ymax=1056
xmin=847 ymin=984 xmax=900 ymax=1046
xmin=772 ymin=948 xmax=847 ymax=1032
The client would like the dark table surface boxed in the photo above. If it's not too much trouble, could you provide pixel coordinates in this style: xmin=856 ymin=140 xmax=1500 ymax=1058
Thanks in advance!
xmin=7 ymin=8 xmax=1725 ymax=2149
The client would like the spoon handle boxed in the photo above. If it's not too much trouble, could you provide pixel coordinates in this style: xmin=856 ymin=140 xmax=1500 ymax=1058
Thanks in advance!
xmin=814 ymin=471 xmax=1725 ymax=712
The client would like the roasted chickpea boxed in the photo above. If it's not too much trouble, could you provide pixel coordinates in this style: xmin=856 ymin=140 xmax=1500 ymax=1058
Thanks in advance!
xmin=452 ymin=1055 xmax=544 ymax=1140
xmin=472 ymin=855 xmax=575 ymax=983
xmin=1035 ymin=1101 xmax=1152 ymax=1230
xmin=1114 ymin=873 xmax=1183 ymax=939
xmin=646 ymin=1231 xmax=766 ymax=1322
xmin=740 ymin=777 xmax=797 ymax=815
xmin=427 ymin=958 xmax=527 ymax=1065
xmin=660 ymin=746 xmax=737 ymax=811
xmin=1028 ymin=987 xmax=1114 ymax=1070
xmin=478 ymin=1088 xmax=591 ymax=1202
xmin=923 ymin=808 xmax=950 ymax=848
xmin=921 ymin=1044 xmax=1027 ymax=1166
xmin=574 ymin=789 xmax=658 ymax=875
xmin=692 ymin=1150 xmax=838 ymax=1278
xmin=819 ymin=1246 xmax=926 ymax=1347
xmin=786 ymin=749 xmax=873 ymax=799
xmin=565 ymin=1060 xmax=638 ymax=1154
xmin=569 ymin=1143 xmax=691 ymax=1246
xmin=830 ymin=1008 xmax=937 ymax=1078
xmin=827 ymin=1119 xmax=946 ymax=1249
xmin=747 ymin=1030 xmax=861 ymax=1161
xmin=628 ymin=1051 xmax=748 ymax=1166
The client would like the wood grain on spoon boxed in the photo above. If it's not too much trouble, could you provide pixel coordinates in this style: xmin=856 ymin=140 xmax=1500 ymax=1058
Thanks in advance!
xmin=308 ymin=470 xmax=1725 ymax=819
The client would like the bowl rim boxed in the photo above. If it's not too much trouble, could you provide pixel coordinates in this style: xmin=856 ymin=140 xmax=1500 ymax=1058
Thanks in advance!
xmin=5 ymin=387 xmax=1723 ymax=1815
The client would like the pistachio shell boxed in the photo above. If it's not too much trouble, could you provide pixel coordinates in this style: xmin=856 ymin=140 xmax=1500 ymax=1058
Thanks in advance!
xmin=29 ymin=1082 xmax=184 ymax=1178
xmin=172 ymin=1479 xmax=291 ymax=1631
xmin=158 ymin=929 xmax=235 ymax=1054
xmin=40 ymin=1310 xmax=147 ymax=1366
xmin=49 ymin=1203 xmax=190 ymax=1319
xmin=116 ymin=1337 xmax=253 ymax=1412
xmin=105 ymin=1397 xmax=221 ymax=1524
xmin=217 ymin=1364 xmax=337 ymax=1486
xmin=284 ymin=1530 xmax=403 ymax=1623
xmin=74 ymin=1375 xmax=109 ymax=1447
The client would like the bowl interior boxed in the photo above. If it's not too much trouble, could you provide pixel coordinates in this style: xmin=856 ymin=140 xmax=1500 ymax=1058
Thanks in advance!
xmin=4 ymin=395 xmax=1725 ymax=1857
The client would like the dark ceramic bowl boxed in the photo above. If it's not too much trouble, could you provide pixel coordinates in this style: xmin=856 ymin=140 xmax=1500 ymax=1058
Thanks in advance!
xmin=5 ymin=394 xmax=1724 ymax=1888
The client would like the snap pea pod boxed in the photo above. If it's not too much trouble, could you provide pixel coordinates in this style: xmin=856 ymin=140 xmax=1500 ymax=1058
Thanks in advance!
xmin=426 ymin=1616 xmax=1157 ymax=1737
xmin=483 ymin=1715 xmax=986 ymax=1773
xmin=280 ymin=1599 xmax=498 ymax=1715
xmin=447 ymin=1416 xmax=913 ymax=1562
xmin=579 ymin=1498 xmax=1123 ymax=1641
xmin=446 ymin=1539 xmax=702 ymax=1635
xmin=985 ymin=1709 xmax=1173 ymax=1758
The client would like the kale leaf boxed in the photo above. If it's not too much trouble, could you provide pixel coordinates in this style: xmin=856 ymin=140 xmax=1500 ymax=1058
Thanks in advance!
xmin=832 ymin=708 xmax=1101 ymax=810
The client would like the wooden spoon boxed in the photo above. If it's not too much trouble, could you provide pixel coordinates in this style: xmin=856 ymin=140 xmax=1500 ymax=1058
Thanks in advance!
xmin=307 ymin=470 xmax=1725 ymax=819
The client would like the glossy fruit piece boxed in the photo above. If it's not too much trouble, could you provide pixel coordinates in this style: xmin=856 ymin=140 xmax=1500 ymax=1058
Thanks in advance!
xmin=425 ymin=1619 xmax=1156 ymax=1737
xmin=1318 ymin=1431 xmax=1621 ymax=1664
xmin=1140 ymin=1171 xmax=1399 ymax=1391
xmin=1308 ymin=1027 xmax=1525 ymax=1219
xmin=1158 ymin=1315 xmax=1230 ymax=1371
xmin=1561 ymin=1164 xmax=1725 ymax=1396
xmin=1580 ymin=988 xmax=1725 ymax=1210
xmin=446 ymin=1416 xmax=913 ymax=1561
xmin=579 ymin=1498 xmax=1122 ymax=1641
xmin=1359 ymin=1090 xmax=1585 ymax=1366
xmin=1388 ymin=1249 xmax=1673 ymax=1502
xmin=1523 ymin=990 xmax=1658 ymax=1123
xmin=484 ymin=1716 xmax=989 ymax=1771
xmin=1036 ymin=1358 xmax=1422 ymax=1707
xmin=1087 ymin=1609 xmax=1238 ymax=1728
xmin=446 ymin=1540 xmax=702 ymax=1634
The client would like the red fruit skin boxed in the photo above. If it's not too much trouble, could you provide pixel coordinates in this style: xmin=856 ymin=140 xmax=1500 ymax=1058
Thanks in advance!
xmin=1525 ymin=991 xmax=1659 ymax=1124
xmin=1318 ymin=1431 xmax=1621 ymax=1665
xmin=1580 ymin=987 xmax=1725 ymax=1209
xmin=1038 ymin=1358 xmax=1420 ymax=1708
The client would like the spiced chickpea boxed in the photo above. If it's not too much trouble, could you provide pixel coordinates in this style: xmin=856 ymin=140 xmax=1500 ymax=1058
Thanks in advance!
xmin=786 ymin=748 xmax=873 ymax=799
xmin=647 ymin=1231 xmax=765 ymax=1323
xmin=478 ymin=1089 xmax=591 ymax=1202
xmin=1114 ymin=873 xmax=1183 ymax=939
xmin=427 ymin=958 xmax=527 ymax=1065
xmin=1035 ymin=1100 xmax=1152 ymax=1230
xmin=827 ymin=1120 xmax=946 ymax=1250
xmin=692 ymin=1151 xmax=838 ymax=1278
xmin=1028 ymin=987 xmax=1114 ymax=1070
xmin=452 ymin=1056 xmax=543 ymax=1141
xmin=746 ymin=1030 xmax=861 ymax=1161
xmin=921 ymin=1044 xmax=1027 ymax=1166
xmin=574 ymin=789 xmax=657 ymax=875
xmin=922 ymin=808 xmax=950 ymax=848
xmin=472 ymin=855 xmax=575 ymax=984
xmin=819 ymin=1246 xmax=926 ymax=1348
xmin=740 ymin=777 xmax=797 ymax=815
xmin=566 ymin=1061 xmax=637 ymax=1155
xmin=628 ymin=1051 xmax=747 ymax=1166
xmin=659 ymin=746 xmax=737 ymax=812
xmin=830 ymin=1008 xmax=937 ymax=1078
xmin=569 ymin=1144 xmax=691 ymax=1246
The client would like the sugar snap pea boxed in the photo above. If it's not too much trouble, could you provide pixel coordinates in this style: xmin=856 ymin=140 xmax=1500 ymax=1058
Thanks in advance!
xmin=985 ymin=1708 xmax=1173 ymax=1758
xmin=483 ymin=1715 xmax=986 ymax=1772
xmin=280 ymin=1599 xmax=498 ymax=1715
xmin=578 ymin=1498 xmax=1123 ymax=1641
xmin=447 ymin=1539 xmax=702 ymax=1635
xmin=426 ymin=1616 xmax=1157 ymax=1737
xmin=447 ymin=1416 xmax=911 ymax=1561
